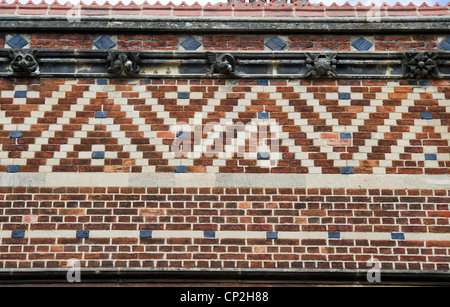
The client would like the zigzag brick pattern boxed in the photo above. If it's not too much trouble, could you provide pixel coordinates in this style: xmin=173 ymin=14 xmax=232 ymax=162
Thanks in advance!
xmin=0 ymin=78 xmax=448 ymax=175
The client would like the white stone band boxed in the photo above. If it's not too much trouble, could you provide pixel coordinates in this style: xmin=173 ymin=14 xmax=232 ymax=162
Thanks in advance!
xmin=2 ymin=230 xmax=449 ymax=241
xmin=0 ymin=173 xmax=449 ymax=189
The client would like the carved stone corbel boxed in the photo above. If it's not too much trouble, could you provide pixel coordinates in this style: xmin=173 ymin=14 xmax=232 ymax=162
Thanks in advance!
xmin=106 ymin=51 xmax=140 ymax=76
xmin=304 ymin=52 xmax=337 ymax=78
xmin=206 ymin=52 xmax=238 ymax=77
xmin=9 ymin=49 xmax=40 ymax=76
xmin=403 ymin=52 xmax=439 ymax=79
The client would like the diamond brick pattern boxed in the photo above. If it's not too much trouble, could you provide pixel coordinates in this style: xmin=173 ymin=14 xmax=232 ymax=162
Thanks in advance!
xmin=94 ymin=36 xmax=116 ymax=50
xmin=352 ymin=37 xmax=373 ymax=51
xmin=265 ymin=36 xmax=287 ymax=51
xmin=7 ymin=34 xmax=28 ymax=49
xmin=180 ymin=36 xmax=202 ymax=51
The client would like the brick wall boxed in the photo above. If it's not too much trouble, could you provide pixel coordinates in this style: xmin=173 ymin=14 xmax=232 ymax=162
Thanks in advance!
xmin=0 ymin=1 xmax=449 ymax=284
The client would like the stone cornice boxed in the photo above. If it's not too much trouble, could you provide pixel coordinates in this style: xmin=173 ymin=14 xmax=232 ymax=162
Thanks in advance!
xmin=0 ymin=15 xmax=449 ymax=34
xmin=1 ymin=49 xmax=449 ymax=79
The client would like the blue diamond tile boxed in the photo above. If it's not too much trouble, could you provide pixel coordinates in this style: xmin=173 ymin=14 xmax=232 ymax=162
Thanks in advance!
xmin=7 ymin=165 xmax=20 ymax=173
xmin=140 ymin=231 xmax=153 ymax=238
xmin=257 ymin=80 xmax=269 ymax=86
xmin=11 ymin=230 xmax=25 ymax=238
xmin=180 ymin=36 xmax=202 ymax=51
xmin=95 ymin=111 xmax=107 ymax=118
xmin=258 ymin=112 xmax=270 ymax=119
xmin=391 ymin=233 xmax=405 ymax=240
xmin=420 ymin=113 xmax=433 ymax=120
xmin=352 ymin=37 xmax=373 ymax=51
xmin=266 ymin=232 xmax=278 ymax=239
xmin=440 ymin=37 xmax=450 ymax=50
xmin=257 ymin=152 xmax=270 ymax=160
xmin=178 ymin=92 xmax=190 ymax=99
xmin=204 ymin=231 xmax=216 ymax=239
xmin=341 ymin=167 xmax=354 ymax=175
xmin=175 ymin=166 xmax=187 ymax=173
xmin=92 ymin=152 xmax=105 ymax=159
xmin=9 ymin=131 xmax=22 ymax=138
xmin=14 ymin=91 xmax=26 ymax=98
xmin=94 ymin=36 xmax=116 ymax=50
xmin=76 ymin=230 xmax=90 ymax=238
xmin=339 ymin=93 xmax=351 ymax=100
xmin=328 ymin=232 xmax=340 ymax=239
xmin=425 ymin=154 xmax=437 ymax=161
xmin=97 ymin=79 xmax=108 ymax=85
xmin=340 ymin=133 xmax=352 ymax=139
xmin=266 ymin=36 xmax=287 ymax=51
xmin=7 ymin=35 xmax=28 ymax=49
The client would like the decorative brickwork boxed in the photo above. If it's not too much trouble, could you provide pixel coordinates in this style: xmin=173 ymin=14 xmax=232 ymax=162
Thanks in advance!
xmin=0 ymin=1 xmax=448 ymax=285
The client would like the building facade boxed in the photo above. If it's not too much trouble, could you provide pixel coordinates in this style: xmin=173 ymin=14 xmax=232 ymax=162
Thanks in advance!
xmin=0 ymin=0 xmax=449 ymax=286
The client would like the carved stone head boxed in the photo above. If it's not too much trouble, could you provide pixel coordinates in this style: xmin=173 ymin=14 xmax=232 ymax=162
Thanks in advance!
xmin=9 ymin=50 xmax=40 ymax=76
xmin=304 ymin=53 xmax=337 ymax=78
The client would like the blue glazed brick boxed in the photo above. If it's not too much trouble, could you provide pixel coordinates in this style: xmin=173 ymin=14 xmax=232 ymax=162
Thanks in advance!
xmin=204 ymin=231 xmax=216 ymax=239
xmin=178 ymin=92 xmax=190 ymax=99
xmin=338 ymin=93 xmax=351 ymax=100
xmin=266 ymin=37 xmax=287 ymax=51
xmin=440 ymin=37 xmax=450 ymax=50
xmin=76 ymin=230 xmax=90 ymax=238
xmin=140 ymin=231 xmax=153 ymax=238
xmin=391 ymin=233 xmax=405 ymax=240
xmin=352 ymin=37 xmax=373 ymax=51
xmin=7 ymin=35 xmax=28 ymax=49
xmin=341 ymin=167 xmax=354 ymax=175
xmin=418 ymin=80 xmax=431 ymax=86
xmin=425 ymin=154 xmax=437 ymax=161
xmin=420 ymin=113 xmax=433 ymax=120
xmin=14 ymin=91 xmax=27 ymax=98
xmin=257 ymin=80 xmax=269 ymax=86
xmin=95 ymin=111 xmax=107 ymax=118
xmin=94 ymin=36 xmax=116 ymax=50
xmin=328 ymin=232 xmax=340 ymax=239
xmin=97 ymin=79 xmax=108 ymax=85
xmin=180 ymin=36 xmax=202 ymax=51
xmin=258 ymin=112 xmax=270 ymax=119
xmin=11 ymin=230 xmax=25 ymax=238
xmin=175 ymin=166 xmax=187 ymax=173
xmin=9 ymin=131 xmax=22 ymax=138
xmin=340 ymin=133 xmax=352 ymax=139
xmin=266 ymin=232 xmax=278 ymax=239
xmin=257 ymin=152 xmax=270 ymax=160
xmin=7 ymin=165 xmax=20 ymax=173
xmin=92 ymin=152 xmax=105 ymax=159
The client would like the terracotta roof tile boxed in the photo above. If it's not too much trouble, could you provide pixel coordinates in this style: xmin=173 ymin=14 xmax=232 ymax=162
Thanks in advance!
xmin=0 ymin=0 xmax=448 ymax=17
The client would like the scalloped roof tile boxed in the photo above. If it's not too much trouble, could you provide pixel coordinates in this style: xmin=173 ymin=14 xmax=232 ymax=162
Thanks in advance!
xmin=0 ymin=0 xmax=448 ymax=17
